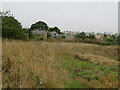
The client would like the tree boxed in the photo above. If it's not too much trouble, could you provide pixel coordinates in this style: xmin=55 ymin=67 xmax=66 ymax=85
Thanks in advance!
xmin=104 ymin=37 xmax=114 ymax=42
xmin=48 ymin=26 xmax=61 ymax=34
xmin=30 ymin=21 xmax=48 ymax=30
xmin=88 ymin=34 xmax=96 ymax=39
xmin=1 ymin=11 xmax=26 ymax=39
xmin=103 ymin=34 xmax=107 ymax=38
xmin=47 ymin=32 xmax=51 ymax=38
xmin=23 ymin=28 xmax=32 ymax=39
xmin=75 ymin=32 xmax=86 ymax=39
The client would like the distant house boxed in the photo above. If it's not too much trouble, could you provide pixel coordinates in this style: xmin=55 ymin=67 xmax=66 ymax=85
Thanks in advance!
xmin=32 ymin=30 xmax=45 ymax=35
xmin=65 ymin=34 xmax=75 ymax=40
xmin=50 ymin=31 xmax=58 ymax=38
xmin=31 ymin=30 xmax=47 ymax=39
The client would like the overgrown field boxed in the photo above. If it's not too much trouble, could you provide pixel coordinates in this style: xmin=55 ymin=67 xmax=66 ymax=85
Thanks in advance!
xmin=2 ymin=39 xmax=120 ymax=88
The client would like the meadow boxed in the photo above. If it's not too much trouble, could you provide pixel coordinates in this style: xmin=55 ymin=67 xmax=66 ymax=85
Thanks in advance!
xmin=2 ymin=39 xmax=119 ymax=88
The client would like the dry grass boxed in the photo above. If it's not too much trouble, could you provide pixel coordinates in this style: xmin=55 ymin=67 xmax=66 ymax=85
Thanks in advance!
xmin=76 ymin=74 xmax=119 ymax=88
xmin=74 ymin=53 xmax=119 ymax=65
xmin=2 ymin=39 xmax=119 ymax=88
xmin=2 ymin=40 xmax=69 ymax=88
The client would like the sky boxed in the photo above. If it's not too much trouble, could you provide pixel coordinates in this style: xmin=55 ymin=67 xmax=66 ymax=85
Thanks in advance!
xmin=1 ymin=2 xmax=118 ymax=33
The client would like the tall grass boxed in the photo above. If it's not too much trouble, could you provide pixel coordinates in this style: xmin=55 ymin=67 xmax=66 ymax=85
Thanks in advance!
xmin=2 ymin=39 xmax=119 ymax=88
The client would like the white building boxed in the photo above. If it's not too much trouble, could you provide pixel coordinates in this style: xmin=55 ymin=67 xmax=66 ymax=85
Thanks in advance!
xmin=50 ymin=31 xmax=59 ymax=38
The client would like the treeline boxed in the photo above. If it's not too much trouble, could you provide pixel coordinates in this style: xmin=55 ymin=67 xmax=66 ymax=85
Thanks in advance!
xmin=74 ymin=32 xmax=96 ymax=39
xmin=74 ymin=32 xmax=120 ymax=45
xmin=0 ymin=11 xmax=62 ymax=40
xmin=1 ymin=11 xmax=120 ymax=45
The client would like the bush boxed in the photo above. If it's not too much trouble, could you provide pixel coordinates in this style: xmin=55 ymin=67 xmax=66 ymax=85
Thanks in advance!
xmin=2 ymin=16 xmax=26 ymax=40
xmin=47 ymin=32 xmax=51 ymax=38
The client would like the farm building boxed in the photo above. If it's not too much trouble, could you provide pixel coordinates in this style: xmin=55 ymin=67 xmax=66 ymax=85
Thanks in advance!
xmin=32 ymin=30 xmax=45 ymax=35
xmin=31 ymin=30 xmax=47 ymax=40
xmin=50 ymin=31 xmax=59 ymax=38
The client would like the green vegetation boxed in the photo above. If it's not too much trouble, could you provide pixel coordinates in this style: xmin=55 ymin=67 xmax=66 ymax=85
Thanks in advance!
xmin=30 ymin=21 xmax=48 ymax=30
xmin=1 ymin=11 xmax=63 ymax=40
xmin=1 ymin=10 xmax=119 ymax=88
xmin=88 ymin=34 xmax=96 ymax=39
xmin=75 ymin=32 xmax=86 ymax=39
xmin=75 ymin=32 xmax=96 ymax=40
xmin=1 ymin=10 xmax=120 ymax=46
xmin=1 ymin=11 xmax=26 ymax=39
xmin=49 ymin=27 xmax=61 ymax=34
xmin=64 ymin=80 xmax=84 ymax=88
xmin=61 ymin=56 xmax=118 ymax=88
xmin=2 ymin=40 xmax=119 ymax=88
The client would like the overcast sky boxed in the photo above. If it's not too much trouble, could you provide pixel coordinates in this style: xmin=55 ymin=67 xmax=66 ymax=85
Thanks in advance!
xmin=2 ymin=2 xmax=118 ymax=33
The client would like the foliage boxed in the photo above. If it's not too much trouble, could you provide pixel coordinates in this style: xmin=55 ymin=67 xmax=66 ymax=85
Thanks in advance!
xmin=2 ymin=16 xmax=26 ymax=39
xmin=47 ymin=32 xmax=52 ymax=38
xmin=88 ymin=34 xmax=96 ymax=39
xmin=48 ymin=27 xmax=61 ymax=34
xmin=104 ymin=37 xmax=114 ymax=42
xmin=64 ymin=80 xmax=84 ymax=88
xmin=103 ymin=34 xmax=108 ymax=38
xmin=74 ymin=32 xmax=86 ymax=39
xmin=61 ymin=56 xmax=119 ymax=88
xmin=75 ymin=32 xmax=96 ymax=40
xmin=102 ymin=35 xmax=118 ymax=45
xmin=30 ymin=21 xmax=48 ymax=30
xmin=23 ymin=28 xmax=32 ymax=39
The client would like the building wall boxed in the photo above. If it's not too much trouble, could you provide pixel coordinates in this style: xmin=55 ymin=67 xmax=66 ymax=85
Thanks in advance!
xmin=31 ymin=30 xmax=47 ymax=40
xmin=50 ymin=31 xmax=58 ymax=38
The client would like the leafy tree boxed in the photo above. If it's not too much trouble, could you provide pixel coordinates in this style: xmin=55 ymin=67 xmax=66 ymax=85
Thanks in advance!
xmin=103 ymin=35 xmax=117 ymax=44
xmin=104 ymin=37 xmax=114 ymax=42
xmin=23 ymin=28 xmax=32 ymax=39
xmin=103 ymin=34 xmax=107 ymax=38
xmin=47 ymin=32 xmax=52 ymax=38
xmin=28 ymin=29 xmax=32 ymax=39
xmin=1 ymin=11 xmax=26 ymax=39
xmin=30 ymin=21 xmax=48 ymax=30
xmin=75 ymin=32 xmax=86 ymax=39
xmin=48 ymin=26 xmax=61 ymax=34
xmin=111 ymin=35 xmax=117 ymax=40
xmin=88 ymin=34 xmax=96 ymax=39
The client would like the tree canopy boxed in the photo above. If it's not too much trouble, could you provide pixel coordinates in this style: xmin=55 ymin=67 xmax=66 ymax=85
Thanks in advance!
xmin=30 ymin=20 xmax=62 ymax=34
xmin=75 ymin=32 xmax=86 ymax=39
xmin=49 ymin=27 xmax=61 ymax=34
xmin=1 ymin=11 xmax=26 ymax=39
xmin=88 ymin=34 xmax=96 ymax=39
xmin=30 ymin=21 xmax=48 ymax=30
